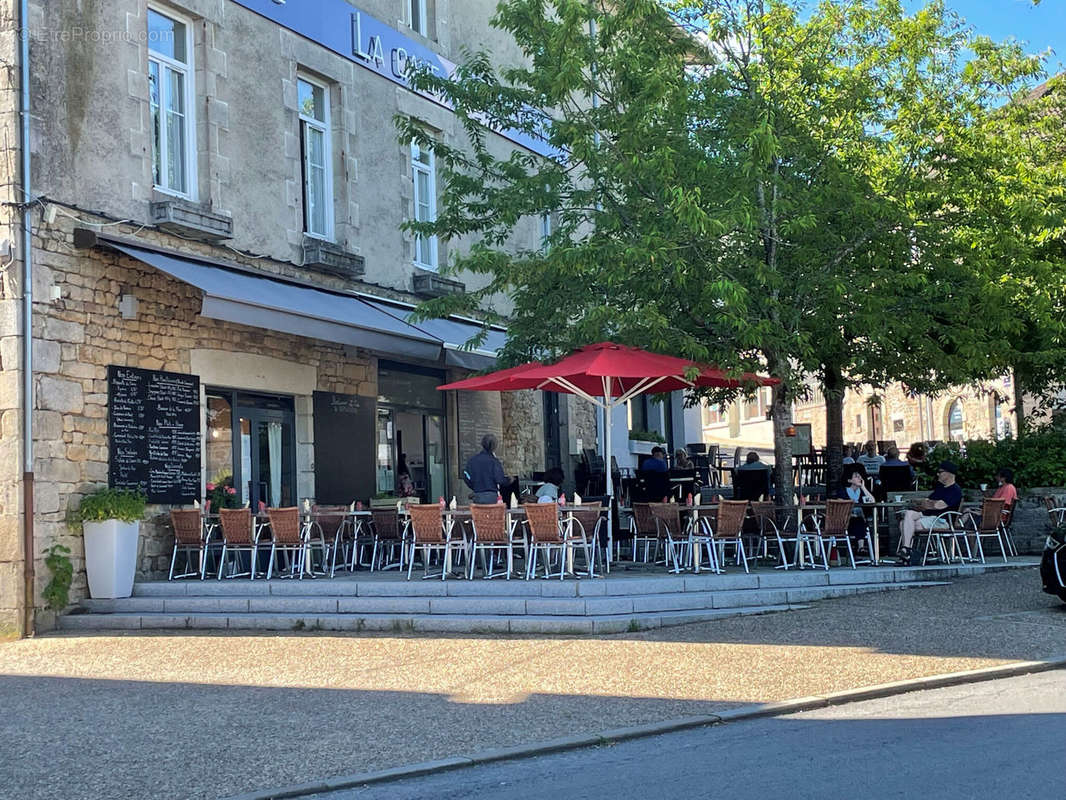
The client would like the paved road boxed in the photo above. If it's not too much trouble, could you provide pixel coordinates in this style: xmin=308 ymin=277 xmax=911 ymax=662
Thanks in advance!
xmin=1 ymin=568 xmax=1063 ymax=799
xmin=317 ymin=670 xmax=1066 ymax=800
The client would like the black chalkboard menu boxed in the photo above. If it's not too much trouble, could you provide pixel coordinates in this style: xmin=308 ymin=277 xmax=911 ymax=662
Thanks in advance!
xmin=108 ymin=365 xmax=201 ymax=504
xmin=313 ymin=390 xmax=375 ymax=504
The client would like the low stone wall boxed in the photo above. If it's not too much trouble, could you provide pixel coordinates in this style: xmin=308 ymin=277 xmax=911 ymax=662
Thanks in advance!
xmin=1011 ymin=488 xmax=1064 ymax=555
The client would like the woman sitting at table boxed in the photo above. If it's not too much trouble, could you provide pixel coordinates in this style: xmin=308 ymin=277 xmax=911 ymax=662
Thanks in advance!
xmin=836 ymin=466 xmax=875 ymax=554
xmin=535 ymin=467 xmax=565 ymax=504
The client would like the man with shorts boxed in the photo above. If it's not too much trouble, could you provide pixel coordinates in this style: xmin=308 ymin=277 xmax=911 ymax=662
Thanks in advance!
xmin=898 ymin=460 xmax=963 ymax=564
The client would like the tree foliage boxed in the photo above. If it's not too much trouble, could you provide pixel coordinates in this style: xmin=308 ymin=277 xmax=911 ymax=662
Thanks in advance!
xmin=398 ymin=0 xmax=1057 ymax=499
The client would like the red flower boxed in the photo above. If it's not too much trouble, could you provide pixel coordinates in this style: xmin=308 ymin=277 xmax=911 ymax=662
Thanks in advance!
xmin=226 ymin=487 xmax=237 ymax=495
xmin=206 ymin=483 xmax=216 ymax=491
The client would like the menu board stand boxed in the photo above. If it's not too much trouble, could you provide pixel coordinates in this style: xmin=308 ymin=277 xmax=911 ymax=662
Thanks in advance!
xmin=108 ymin=365 xmax=201 ymax=504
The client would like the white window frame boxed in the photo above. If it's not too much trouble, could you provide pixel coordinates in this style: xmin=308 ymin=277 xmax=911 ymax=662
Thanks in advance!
xmin=297 ymin=74 xmax=334 ymax=241
xmin=147 ymin=4 xmax=197 ymax=200
xmin=409 ymin=0 xmax=428 ymax=36
xmin=540 ymin=212 xmax=552 ymax=252
xmin=411 ymin=141 xmax=438 ymax=270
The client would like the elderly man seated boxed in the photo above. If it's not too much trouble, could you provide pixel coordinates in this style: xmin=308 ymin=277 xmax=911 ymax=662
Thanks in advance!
xmin=898 ymin=460 xmax=963 ymax=564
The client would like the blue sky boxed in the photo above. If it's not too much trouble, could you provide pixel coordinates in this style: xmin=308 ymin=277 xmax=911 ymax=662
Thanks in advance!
xmin=936 ymin=0 xmax=1065 ymax=74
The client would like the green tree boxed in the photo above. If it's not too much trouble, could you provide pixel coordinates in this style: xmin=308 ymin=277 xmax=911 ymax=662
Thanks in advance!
xmin=400 ymin=0 xmax=1047 ymax=500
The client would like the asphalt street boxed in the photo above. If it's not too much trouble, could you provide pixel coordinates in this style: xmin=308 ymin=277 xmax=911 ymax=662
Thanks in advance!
xmin=316 ymin=670 xmax=1066 ymax=800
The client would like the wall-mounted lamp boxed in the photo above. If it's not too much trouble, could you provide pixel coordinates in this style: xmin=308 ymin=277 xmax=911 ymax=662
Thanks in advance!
xmin=118 ymin=293 xmax=138 ymax=320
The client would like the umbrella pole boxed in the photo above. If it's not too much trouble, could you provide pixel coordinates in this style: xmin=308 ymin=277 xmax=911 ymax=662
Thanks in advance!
xmin=603 ymin=392 xmax=613 ymax=571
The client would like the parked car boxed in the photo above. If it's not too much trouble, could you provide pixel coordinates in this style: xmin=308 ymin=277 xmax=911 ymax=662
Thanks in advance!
xmin=1040 ymin=527 xmax=1066 ymax=603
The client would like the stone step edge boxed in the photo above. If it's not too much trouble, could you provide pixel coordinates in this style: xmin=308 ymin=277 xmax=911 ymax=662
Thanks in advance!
xmin=80 ymin=581 xmax=948 ymax=617
xmin=57 ymin=603 xmax=808 ymax=634
xmin=130 ymin=561 xmax=1032 ymax=598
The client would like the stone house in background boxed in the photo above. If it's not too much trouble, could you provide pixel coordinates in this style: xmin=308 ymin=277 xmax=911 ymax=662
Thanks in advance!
xmin=0 ymin=0 xmax=595 ymax=635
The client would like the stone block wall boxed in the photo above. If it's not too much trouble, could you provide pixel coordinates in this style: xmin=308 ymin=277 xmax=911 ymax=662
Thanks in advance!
xmin=20 ymin=217 xmax=383 ymax=615
xmin=501 ymin=389 xmax=544 ymax=477
xmin=0 ymin=0 xmax=24 ymax=636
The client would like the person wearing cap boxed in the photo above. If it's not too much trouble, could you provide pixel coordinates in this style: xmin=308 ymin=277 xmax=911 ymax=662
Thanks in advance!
xmin=897 ymin=460 xmax=964 ymax=563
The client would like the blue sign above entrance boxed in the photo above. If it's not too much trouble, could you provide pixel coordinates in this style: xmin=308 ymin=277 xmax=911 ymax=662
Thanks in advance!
xmin=228 ymin=0 xmax=554 ymax=157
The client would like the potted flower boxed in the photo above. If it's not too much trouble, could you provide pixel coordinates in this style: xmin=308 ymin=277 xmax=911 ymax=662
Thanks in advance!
xmin=205 ymin=475 xmax=240 ymax=510
xmin=67 ymin=488 xmax=147 ymax=599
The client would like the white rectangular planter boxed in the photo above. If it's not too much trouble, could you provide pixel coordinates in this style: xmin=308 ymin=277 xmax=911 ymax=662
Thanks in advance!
xmin=628 ymin=440 xmax=655 ymax=455
xmin=83 ymin=520 xmax=140 ymax=599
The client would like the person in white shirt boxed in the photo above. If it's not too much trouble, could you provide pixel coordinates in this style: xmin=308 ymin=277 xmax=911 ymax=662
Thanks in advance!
xmin=857 ymin=440 xmax=886 ymax=476
xmin=536 ymin=467 xmax=565 ymax=503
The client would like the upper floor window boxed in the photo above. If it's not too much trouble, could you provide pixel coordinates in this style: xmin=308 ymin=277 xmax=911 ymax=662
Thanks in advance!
xmin=411 ymin=141 xmax=438 ymax=270
xmin=298 ymin=77 xmax=333 ymax=239
xmin=409 ymin=0 xmax=428 ymax=36
xmin=148 ymin=8 xmax=194 ymax=198
xmin=540 ymin=212 xmax=552 ymax=252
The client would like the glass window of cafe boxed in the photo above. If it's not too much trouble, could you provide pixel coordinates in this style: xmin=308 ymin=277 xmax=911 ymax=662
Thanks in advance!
xmin=376 ymin=362 xmax=447 ymax=502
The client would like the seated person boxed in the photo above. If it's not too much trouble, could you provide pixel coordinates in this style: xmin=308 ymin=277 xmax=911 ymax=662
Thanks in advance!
xmin=906 ymin=442 xmax=927 ymax=473
xmin=642 ymin=446 xmax=669 ymax=472
xmin=734 ymin=451 xmax=772 ymax=501
xmin=536 ymin=466 xmax=565 ymax=504
xmin=898 ymin=460 xmax=963 ymax=563
xmin=857 ymin=440 xmax=885 ymax=476
xmin=674 ymin=449 xmax=695 ymax=470
xmin=842 ymin=445 xmax=856 ymax=465
xmin=990 ymin=468 xmax=1018 ymax=508
xmin=882 ymin=445 xmax=914 ymax=476
xmin=836 ymin=466 xmax=875 ymax=554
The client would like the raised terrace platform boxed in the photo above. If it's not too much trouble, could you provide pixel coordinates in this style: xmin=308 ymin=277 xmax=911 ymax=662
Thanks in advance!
xmin=59 ymin=560 xmax=1038 ymax=635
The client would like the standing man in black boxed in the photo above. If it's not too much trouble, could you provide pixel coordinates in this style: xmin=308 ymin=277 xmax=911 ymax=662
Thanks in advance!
xmin=464 ymin=434 xmax=507 ymax=504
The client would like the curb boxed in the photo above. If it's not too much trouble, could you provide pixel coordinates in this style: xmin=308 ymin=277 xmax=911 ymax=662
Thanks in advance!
xmin=224 ymin=654 xmax=1066 ymax=800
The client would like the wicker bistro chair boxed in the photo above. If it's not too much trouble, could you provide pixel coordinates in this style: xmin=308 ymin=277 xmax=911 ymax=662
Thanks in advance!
xmin=568 ymin=503 xmax=607 ymax=576
xmin=711 ymin=500 xmax=750 ymax=573
xmin=368 ymin=508 xmax=407 ymax=572
xmin=169 ymin=508 xmax=209 ymax=580
xmin=1046 ymin=495 xmax=1066 ymax=528
xmin=750 ymin=500 xmax=797 ymax=569
xmin=265 ymin=507 xmax=308 ymax=579
xmin=310 ymin=505 xmax=354 ymax=577
xmin=524 ymin=503 xmax=586 ymax=579
xmin=799 ymin=499 xmax=857 ymax=570
xmin=630 ymin=503 xmax=659 ymax=563
xmin=648 ymin=503 xmax=692 ymax=574
xmin=217 ymin=508 xmax=268 ymax=579
xmin=469 ymin=503 xmax=518 ymax=579
xmin=965 ymin=497 xmax=1008 ymax=564
xmin=405 ymin=504 xmax=465 ymax=580
xmin=999 ymin=500 xmax=1018 ymax=557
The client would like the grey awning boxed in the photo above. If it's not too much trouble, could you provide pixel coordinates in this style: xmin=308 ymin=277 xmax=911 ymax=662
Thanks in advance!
xmin=363 ymin=299 xmax=507 ymax=370
xmin=109 ymin=243 xmax=443 ymax=361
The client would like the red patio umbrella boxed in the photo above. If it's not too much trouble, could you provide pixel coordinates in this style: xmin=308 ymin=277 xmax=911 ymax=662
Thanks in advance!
xmin=439 ymin=342 xmax=777 ymax=510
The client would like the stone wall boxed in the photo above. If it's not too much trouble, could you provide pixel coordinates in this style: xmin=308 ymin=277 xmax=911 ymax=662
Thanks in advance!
xmin=21 ymin=217 xmax=384 ymax=613
xmin=0 ymin=0 xmax=25 ymax=636
xmin=501 ymin=389 xmax=544 ymax=477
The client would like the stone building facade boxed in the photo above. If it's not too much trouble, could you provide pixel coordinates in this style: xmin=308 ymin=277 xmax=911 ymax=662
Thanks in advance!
xmin=0 ymin=0 xmax=593 ymax=635
xmin=700 ymin=379 xmax=1014 ymax=457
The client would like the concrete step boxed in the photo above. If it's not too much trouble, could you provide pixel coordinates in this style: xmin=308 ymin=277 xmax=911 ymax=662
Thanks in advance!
xmin=58 ymin=603 xmax=808 ymax=634
xmin=128 ymin=561 xmax=1031 ymax=599
xmin=80 ymin=580 xmax=949 ymax=618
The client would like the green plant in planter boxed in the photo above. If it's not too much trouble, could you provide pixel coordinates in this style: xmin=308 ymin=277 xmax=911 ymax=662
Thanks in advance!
xmin=628 ymin=430 xmax=666 ymax=443
xmin=43 ymin=543 xmax=73 ymax=612
xmin=67 ymin=488 xmax=147 ymax=531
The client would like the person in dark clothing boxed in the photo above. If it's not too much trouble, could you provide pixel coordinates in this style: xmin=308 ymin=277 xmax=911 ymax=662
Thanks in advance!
xmin=835 ymin=466 xmax=875 ymax=553
xmin=898 ymin=460 xmax=963 ymax=562
xmin=642 ymin=446 xmax=669 ymax=472
xmin=464 ymin=434 xmax=507 ymax=504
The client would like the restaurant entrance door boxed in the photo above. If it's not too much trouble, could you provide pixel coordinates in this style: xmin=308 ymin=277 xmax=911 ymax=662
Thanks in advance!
xmin=206 ymin=390 xmax=296 ymax=509
xmin=376 ymin=362 xmax=448 ymax=502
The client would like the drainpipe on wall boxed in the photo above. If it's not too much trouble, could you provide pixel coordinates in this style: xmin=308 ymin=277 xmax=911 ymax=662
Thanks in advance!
xmin=19 ymin=0 xmax=36 ymax=637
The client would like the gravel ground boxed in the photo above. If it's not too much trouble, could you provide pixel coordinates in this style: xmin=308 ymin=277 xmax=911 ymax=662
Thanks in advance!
xmin=1 ymin=568 xmax=1062 ymax=800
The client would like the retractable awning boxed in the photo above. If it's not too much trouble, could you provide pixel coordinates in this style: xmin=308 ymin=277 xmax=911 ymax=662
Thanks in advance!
xmin=99 ymin=239 xmax=444 ymax=361
xmin=362 ymin=298 xmax=507 ymax=370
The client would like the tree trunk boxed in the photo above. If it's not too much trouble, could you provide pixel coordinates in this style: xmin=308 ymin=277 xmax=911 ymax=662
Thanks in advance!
xmin=824 ymin=362 xmax=845 ymax=497
xmin=1012 ymin=366 xmax=1027 ymax=433
xmin=770 ymin=380 xmax=794 ymax=505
